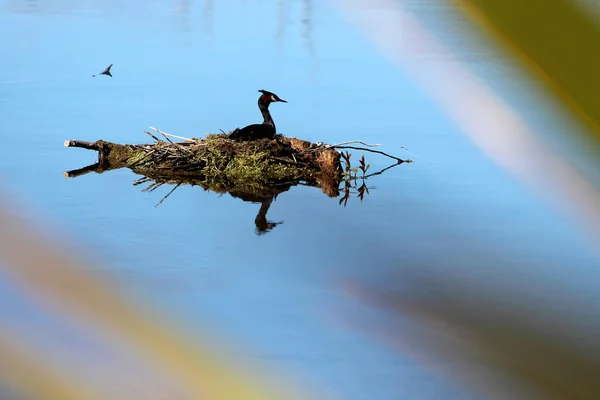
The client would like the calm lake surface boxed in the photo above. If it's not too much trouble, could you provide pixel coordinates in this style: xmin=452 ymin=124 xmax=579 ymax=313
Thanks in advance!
xmin=2 ymin=0 xmax=600 ymax=399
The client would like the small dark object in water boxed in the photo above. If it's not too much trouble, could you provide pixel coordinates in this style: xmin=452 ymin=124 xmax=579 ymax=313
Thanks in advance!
xmin=229 ymin=89 xmax=287 ymax=140
xmin=92 ymin=64 xmax=113 ymax=77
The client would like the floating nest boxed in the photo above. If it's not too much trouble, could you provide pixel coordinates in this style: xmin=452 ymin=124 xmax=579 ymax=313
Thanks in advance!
xmin=64 ymin=127 xmax=407 ymax=234
xmin=64 ymin=127 xmax=405 ymax=199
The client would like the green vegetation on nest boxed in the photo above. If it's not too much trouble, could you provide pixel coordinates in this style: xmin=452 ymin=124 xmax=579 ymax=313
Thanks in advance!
xmin=200 ymin=135 xmax=311 ymax=187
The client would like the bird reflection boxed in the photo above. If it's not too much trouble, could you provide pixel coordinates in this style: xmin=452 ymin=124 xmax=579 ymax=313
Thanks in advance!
xmin=227 ymin=190 xmax=285 ymax=235
xmin=255 ymin=198 xmax=284 ymax=235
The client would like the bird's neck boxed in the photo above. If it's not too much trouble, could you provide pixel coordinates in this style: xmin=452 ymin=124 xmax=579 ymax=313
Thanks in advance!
xmin=259 ymin=102 xmax=275 ymax=130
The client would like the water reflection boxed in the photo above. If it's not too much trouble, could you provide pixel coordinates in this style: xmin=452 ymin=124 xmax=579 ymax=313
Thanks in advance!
xmin=273 ymin=0 xmax=318 ymax=79
xmin=202 ymin=0 xmax=214 ymax=36
xmin=301 ymin=0 xmax=317 ymax=80
xmin=174 ymin=0 xmax=192 ymax=34
xmin=133 ymin=174 xmax=291 ymax=236
xmin=276 ymin=0 xmax=286 ymax=56
xmin=253 ymin=196 xmax=284 ymax=235
xmin=9 ymin=0 xmax=39 ymax=13
xmin=64 ymin=158 xmax=401 ymax=235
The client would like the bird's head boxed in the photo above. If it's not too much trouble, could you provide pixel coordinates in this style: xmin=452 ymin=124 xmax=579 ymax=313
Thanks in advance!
xmin=258 ymin=90 xmax=287 ymax=105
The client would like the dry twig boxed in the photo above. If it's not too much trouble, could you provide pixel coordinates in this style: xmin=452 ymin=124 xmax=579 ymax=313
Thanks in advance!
xmin=333 ymin=145 xmax=404 ymax=163
xmin=149 ymin=126 xmax=193 ymax=142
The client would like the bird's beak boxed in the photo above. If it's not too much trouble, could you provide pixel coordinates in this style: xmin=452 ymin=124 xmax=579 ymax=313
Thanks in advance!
xmin=278 ymin=98 xmax=287 ymax=103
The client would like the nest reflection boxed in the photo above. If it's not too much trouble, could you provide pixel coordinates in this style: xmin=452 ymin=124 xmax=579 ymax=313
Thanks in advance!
xmin=65 ymin=158 xmax=403 ymax=236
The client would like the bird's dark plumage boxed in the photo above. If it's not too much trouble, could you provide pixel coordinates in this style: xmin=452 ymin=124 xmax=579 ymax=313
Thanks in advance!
xmin=230 ymin=90 xmax=287 ymax=140
xmin=93 ymin=64 xmax=113 ymax=77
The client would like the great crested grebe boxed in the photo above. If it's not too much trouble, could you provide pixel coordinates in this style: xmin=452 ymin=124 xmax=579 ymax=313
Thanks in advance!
xmin=229 ymin=89 xmax=287 ymax=140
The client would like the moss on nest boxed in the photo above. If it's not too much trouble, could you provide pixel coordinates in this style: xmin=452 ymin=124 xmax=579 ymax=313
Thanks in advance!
xmin=199 ymin=134 xmax=309 ymax=186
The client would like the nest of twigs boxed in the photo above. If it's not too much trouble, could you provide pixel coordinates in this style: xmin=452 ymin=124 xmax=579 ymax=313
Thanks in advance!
xmin=64 ymin=126 xmax=407 ymax=199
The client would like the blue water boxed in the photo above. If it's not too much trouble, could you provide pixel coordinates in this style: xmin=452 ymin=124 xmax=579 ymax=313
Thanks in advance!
xmin=2 ymin=0 xmax=600 ymax=399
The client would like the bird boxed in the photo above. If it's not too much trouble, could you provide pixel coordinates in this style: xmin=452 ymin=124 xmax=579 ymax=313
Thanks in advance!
xmin=92 ymin=64 xmax=113 ymax=77
xmin=229 ymin=90 xmax=287 ymax=140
